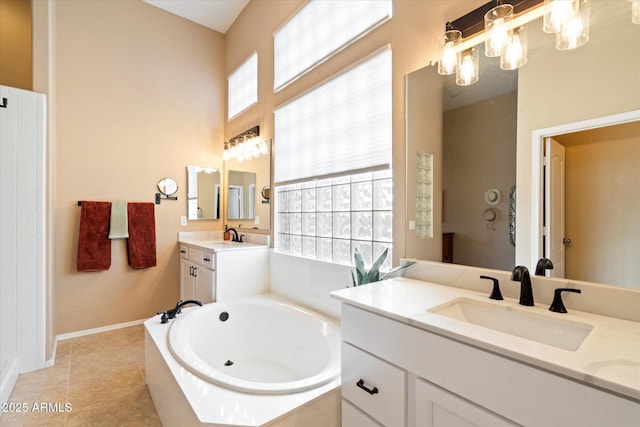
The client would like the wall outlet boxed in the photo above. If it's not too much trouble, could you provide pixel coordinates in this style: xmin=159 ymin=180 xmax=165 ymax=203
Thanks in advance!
xmin=180 ymin=216 xmax=187 ymax=226
xmin=254 ymin=216 xmax=260 ymax=225
xmin=409 ymin=220 xmax=416 ymax=230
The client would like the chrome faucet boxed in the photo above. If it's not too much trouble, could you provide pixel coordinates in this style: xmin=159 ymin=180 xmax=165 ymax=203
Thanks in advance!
xmin=511 ymin=266 xmax=534 ymax=306
xmin=158 ymin=300 xmax=203 ymax=324
xmin=535 ymin=258 xmax=554 ymax=276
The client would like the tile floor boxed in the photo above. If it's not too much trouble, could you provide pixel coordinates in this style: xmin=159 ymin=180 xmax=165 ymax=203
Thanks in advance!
xmin=0 ymin=325 xmax=161 ymax=426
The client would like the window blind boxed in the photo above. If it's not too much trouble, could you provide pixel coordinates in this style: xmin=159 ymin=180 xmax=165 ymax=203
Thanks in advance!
xmin=228 ymin=52 xmax=258 ymax=120
xmin=274 ymin=48 xmax=391 ymax=184
xmin=274 ymin=0 xmax=392 ymax=90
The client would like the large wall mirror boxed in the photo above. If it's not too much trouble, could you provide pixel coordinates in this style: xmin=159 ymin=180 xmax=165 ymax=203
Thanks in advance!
xmin=187 ymin=166 xmax=221 ymax=220
xmin=224 ymin=142 xmax=271 ymax=230
xmin=405 ymin=0 xmax=639 ymax=289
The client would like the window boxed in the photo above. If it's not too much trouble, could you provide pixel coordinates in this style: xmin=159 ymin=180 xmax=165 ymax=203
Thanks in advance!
xmin=274 ymin=0 xmax=392 ymax=90
xmin=275 ymin=171 xmax=393 ymax=270
xmin=228 ymin=52 xmax=258 ymax=120
xmin=274 ymin=48 xmax=391 ymax=184
xmin=274 ymin=48 xmax=392 ymax=267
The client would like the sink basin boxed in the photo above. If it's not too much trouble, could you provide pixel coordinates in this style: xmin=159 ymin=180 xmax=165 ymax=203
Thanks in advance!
xmin=428 ymin=298 xmax=593 ymax=351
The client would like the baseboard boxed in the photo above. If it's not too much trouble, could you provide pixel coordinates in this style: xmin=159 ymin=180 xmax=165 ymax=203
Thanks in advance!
xmin=56 ymin=318 xmax=147 ymax=342
xmin=0 ymin=357 xmax=19 ymax=404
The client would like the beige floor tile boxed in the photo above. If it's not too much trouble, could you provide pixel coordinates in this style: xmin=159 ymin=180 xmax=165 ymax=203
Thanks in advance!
xmin=5 ymin=324 xmax=161 ymax=426
xmin=69 ymin=346 xmax=139 ymax=382
xmin=68 ymin=364 xmax=144 ymax=411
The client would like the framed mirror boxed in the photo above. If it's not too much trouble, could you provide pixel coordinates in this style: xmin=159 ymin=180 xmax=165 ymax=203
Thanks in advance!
xmin=187 ymin=166 xmax=221 ymax=220
xmin=405 ymin=1 xmax=639 ymax=289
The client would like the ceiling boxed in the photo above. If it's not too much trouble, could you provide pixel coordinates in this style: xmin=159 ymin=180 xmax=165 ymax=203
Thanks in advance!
xmin=142 ymin=0 xmax=249 ymax=34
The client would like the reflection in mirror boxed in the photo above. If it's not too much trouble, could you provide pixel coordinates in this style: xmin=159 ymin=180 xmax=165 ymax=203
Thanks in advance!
xmin=187 ymin=166 xmax=221 ymax=220
xmin=442 ymin=41 xmax=517 ymax=271
xmin=227 ymin=170 xmax=256 ymax=220
xmin=157 ymin=177 xmax=178 ymax=196
xmin=406 ymin=2 xmax=640 ymax=289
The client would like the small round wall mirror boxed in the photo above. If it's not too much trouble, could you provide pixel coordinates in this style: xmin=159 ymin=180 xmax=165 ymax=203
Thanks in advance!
xmin=158 ymin=177 xmax=178 ymax=196
xmin=261 ymin=185 xmax=271 ymax=201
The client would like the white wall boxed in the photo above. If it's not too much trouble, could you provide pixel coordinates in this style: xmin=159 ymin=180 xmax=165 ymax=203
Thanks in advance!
xmin=0 ymin=85 xmax=46 ymax=403
xmin=270 ymin=252 xmax=352 ymax=319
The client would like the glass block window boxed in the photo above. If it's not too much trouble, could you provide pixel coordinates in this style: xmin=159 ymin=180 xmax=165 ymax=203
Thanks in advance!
xmin=228 ymin=52 xmax=258 ymax=120
xmin=274 ymin=0 xmax=392 ymax=90
xmin=275 ymin=170 xmax=393 ymax=271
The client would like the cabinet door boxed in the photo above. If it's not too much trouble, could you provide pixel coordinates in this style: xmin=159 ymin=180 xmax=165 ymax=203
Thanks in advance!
xmin=180 ymin=259 xmax=196 ymax=301
xmin=415 ymin=378 xmax=516 ymax=427
xmin=194 ymin=266 xmax=215 ymax=304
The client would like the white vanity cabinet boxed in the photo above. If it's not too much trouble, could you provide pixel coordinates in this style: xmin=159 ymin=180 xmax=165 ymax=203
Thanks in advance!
xmin=179 ymin=245 xmax=215 ymax=303
xmin=178 ymin=239 xmax=269 ymax=304
xmin=340 ymin=303 xmax=639 ymax=427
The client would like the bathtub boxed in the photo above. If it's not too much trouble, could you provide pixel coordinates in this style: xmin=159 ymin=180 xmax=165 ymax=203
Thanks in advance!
xmin=168 ymin=296 xmax=341 ymax=394
xmin=145 ymin=294 xmax=342 ymax=426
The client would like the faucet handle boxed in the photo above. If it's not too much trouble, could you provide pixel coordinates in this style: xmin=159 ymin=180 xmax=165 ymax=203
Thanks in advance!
xmin=549 ymin=288 xmax=581 ymax=313
xmin=480 ymin=275 xmax=503 ymax=300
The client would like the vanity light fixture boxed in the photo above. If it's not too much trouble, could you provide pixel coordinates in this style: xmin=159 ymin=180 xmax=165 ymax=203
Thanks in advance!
xmin=456 ymin=47 xmax=479 ymax=86
xmin=223 ymin=126 xmax=269 ymax=163
xmin=437 ymin=0 xmax=599 ymax=86
xmin=437 ymin=26 xmax=462 ymax=75
xmin=484 ymin=3 xmax=514 ymax=57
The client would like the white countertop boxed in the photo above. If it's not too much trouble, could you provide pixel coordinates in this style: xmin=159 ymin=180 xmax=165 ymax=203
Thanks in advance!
xmin=179 ymin=238 xmax=266 ymax=252
xmin=331 ymin=277 xmax=640 ymax=401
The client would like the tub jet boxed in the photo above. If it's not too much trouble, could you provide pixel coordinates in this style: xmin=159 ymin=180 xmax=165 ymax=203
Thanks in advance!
xmin=224 ymin=360 xmax=234 ymax=366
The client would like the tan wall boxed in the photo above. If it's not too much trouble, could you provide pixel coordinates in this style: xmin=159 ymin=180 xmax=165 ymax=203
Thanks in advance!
xmin=53 ymin=0 xmax=225 ymax=335
xmin=224 ymin=0 xmax=487 ymax=263
xmin=565 ymin=133 xmax=640 ymax=288
xmin=443 ymin=92 xmax=517 ymax=271
xmin=0 ymin=0 xmax=32 ymax=90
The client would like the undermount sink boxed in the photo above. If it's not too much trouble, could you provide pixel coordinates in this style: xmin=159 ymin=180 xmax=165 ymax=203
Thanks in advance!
xmin=428 ymin=298 xmax=593 ymax=351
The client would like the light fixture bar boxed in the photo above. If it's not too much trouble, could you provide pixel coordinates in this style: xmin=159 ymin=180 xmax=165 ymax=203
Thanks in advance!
xmin=449 ymin=0 xmax=543 ymax=38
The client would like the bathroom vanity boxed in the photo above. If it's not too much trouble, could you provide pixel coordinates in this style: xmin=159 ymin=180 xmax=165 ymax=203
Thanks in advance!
xmin=332 ymin=266 xmax=640 ymax=427
xmin=178 ymin=232 xmax=269 ymax=303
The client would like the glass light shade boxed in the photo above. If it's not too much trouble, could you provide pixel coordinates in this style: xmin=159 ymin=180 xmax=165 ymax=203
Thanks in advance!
xmin=456 ymin=47 xmax=479 ymax=86
xmin=438 ymin=30 xmax=462 ymax=75
xmin=556 ymin=0 xmax=590 ymax=50
xmin=500 ymin=25 xmax=528 ymax=70
xmin=484 ymin=4 xmax=514 ymax=57
xmin=543 ymin=0 xmax=578 ymax=33
xmin=632 ymin=0 xmax=640 ymax=24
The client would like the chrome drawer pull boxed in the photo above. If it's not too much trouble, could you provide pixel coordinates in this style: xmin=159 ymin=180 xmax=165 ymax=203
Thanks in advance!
xmin=356 ymin=379 xmax=379 ymax=395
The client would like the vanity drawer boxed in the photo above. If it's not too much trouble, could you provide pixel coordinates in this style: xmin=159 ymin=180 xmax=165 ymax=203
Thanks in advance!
xmin=179 ymin=245 xmax=189 ymax=259
xmin=342 ymin=342 xmax=406 ymax=427
xmin=187 ymin=247 xmax=215 ymax=269
xmin=201 ymin=252 xmax=214 ymax=269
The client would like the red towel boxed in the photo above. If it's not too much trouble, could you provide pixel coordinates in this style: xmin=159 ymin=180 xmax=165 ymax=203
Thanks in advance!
xmin=77 ymin=201 xmax=112 ymax=272
xmin=127 ymin=202 xmax=157 ymax=269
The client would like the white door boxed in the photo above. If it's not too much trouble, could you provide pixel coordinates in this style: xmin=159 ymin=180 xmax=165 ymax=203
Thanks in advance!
xmin=545 ymin=137 xmax=566 ymax=278
xmin=228 ymin=185 xmax=244 ymax=219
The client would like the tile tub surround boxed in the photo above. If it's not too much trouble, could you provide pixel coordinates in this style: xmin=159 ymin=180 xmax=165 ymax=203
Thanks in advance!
xmin=0 ymin=326 xmax=161 ymax=426
xmin=331 ymin=275 xmax=640 ymax=401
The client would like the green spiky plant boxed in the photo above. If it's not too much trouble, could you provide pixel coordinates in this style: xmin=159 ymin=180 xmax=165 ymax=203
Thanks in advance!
xmin=350 ymin=247 xmax=415 ymax=287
